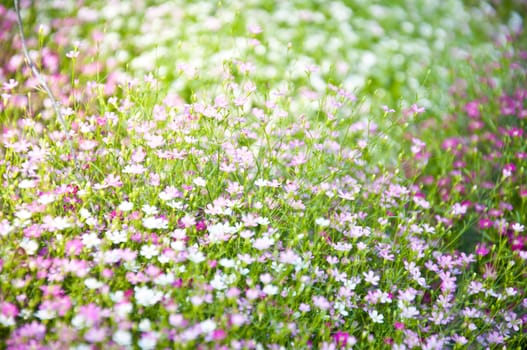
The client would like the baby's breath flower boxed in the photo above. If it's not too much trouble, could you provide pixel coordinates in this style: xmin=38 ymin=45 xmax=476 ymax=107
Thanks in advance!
xmin=134 ymin=286 xmax=163 ymax=307
xmin=140 ymin=244 xmax=159 ymax=259
xmin=19 ymin=238 xmax=38 ymax=255
xmin=118 ymin=201 xmax=133 ymax=211
xmin=113 ymin=330 xmax=132 ymax=346
xmin=368 ymin=310 xmax=384 ymax=323
xmin=315 ymin=217 xmax=330 ymax=227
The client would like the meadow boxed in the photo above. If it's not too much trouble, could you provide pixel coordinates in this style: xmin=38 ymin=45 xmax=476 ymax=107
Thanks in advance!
xmin=0 ymin=0 xmax=526 ymax=348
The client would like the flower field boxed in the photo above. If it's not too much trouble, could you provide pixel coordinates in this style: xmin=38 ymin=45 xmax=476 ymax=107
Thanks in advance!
xmin=1 ymin=0 xmax=526 ymax=348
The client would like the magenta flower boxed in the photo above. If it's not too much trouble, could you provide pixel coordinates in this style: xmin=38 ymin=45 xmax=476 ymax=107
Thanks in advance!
xmin=464 ymin=101 xmax=481 ymax=118
xmin=212 ymin=329 xmax=227 ymax=341
xmin=479 ymin=218 xmax=493 ymax=229
xmin=475 ymin=243 xmax=490 ymax=256
xmin=333 ymin=331 xmax=349 ymax=346
xmin=195 ymin=220 xmax=207 ymax=231
xmin=394 ymin=322 xmax=405 ymax=330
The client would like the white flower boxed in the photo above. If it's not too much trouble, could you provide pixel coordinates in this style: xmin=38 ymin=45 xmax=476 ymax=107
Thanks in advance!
xmin=80 ymin=208 xmax=92 ymax=220
xmin=123 ymin=164 xmax=146 ymax=174
xmin=134 ymin=286 xmax=163 ymax=306
xmin=315 ymin=217 xmax=330 ymax=227
xmin=35 ymin=309 xmax=56 ymax=320
xmin=210 ymin=273 xmax=228 ymax=290
xmin=263 ymin=284 xmax=279 ymax=295
xmin=113 ymin=330 xmax=132 ymax=346
xmin=71 ymin=315 xmax=86 ymax=329
xmin=140 ymin=244 xmax=159 ymax=259
xmin=187 ymin=247 xmax=206 ymax=263
xmin=138 ymin=319 xmax=151 ymax=332
xmin=85 ymin=217 xmax=97 ymax=226
xmin=118 ymin=201 xmax=133 ymax=211
xmin=154 ymin=273 xmax=175 ymax=286
xmin=399 ymin=302 xmax=419 ymax=319
xmin=20 ymin=238 xmax=39 ymax=255
xmin=142 ymin=205 xmax=158 ymax=215
xmin=104 ymin=250 xmax=121 ymax=264
xmin=15 ymin=209 xmax=32 ymax=220
xmin=116 ymin=303 xmax=133 ymax=318
xmin=219 ymin=258 xmax=235 ymax=268
xmin=37 ymin=193 xmax=56 ymax=205
xmin=451 ymin=203 xmax=468 ymax=216
xmin=158 ymin=254 xmax=170 ymax=264
xmin=138 ymin=334 xmax=158 ymax=350
xmin=0 ymin=220 xmax=14 ymax=236
xmin=334 ymin=301 xmax=349 ymax=316
xmin=255 ymin=217 xmax=270 ymax=225
xmin=344 ymin=277 xmax=361 ymax=290
xmin=85 ymin=278 xmax=103 ymax=290
xmin=260 ymin=273 xmax=273 ymax=284
xmin=53 ymin=216 xmax=72 ymax=230
xmin=170 ymin=240 xmax=185 ymax=251
xmin=254 ymin=179 xmax=268 ymax=187
xmin=369 ymin=310 xmax=384 ymax=323
xmin=363 ymin=270 xmax=380 ymax=286
xmin=193 ymin=177 xmax=207 ymax=187
xmin=82 ymin=232 xmax=101 ymax=249
xmin=106 ymin=230 xmax=128 ymax=244
xmin=171 ymin=229 xmax=186 ymax=239
xmin=208 ymin=222 xmax=237 ymax=243
xmin=200 ymin=319 xmax=217 ymax=334
xmin=73 ymin=345 xmax=91 ymax=350
xmin=110 ymin=291 xmax=124 ymax=303
xmin=159 ymin=191 xmax=173 ymax=201
xmin=142 ymin=216 xmax=168 ymax=230
xmin=0 ymin=314 xmax=15 ymax=326
xmin=512 ymin=223 xmax=524 ymax=233
xmin=18 ymin=179 xmax=35 ymax=189
xmin=166 ymin=200 xmax=183 ymax=209
xmin=252 ymin=236 xmax=274 ymax=250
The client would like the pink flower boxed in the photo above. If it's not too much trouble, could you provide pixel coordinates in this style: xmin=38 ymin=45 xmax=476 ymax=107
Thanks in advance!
xmin=464 ymin=101 xmax=481 ymax=118
xmin=212 ymin=329 xmax=227 ymax=341
xmin=65 ymin=239 xmax=83 ymax=256
xmin=475 ymin=243 xmax=490 ymax=256
xmin=230 ymin=314 xmax=246 ymax=327
xmin=0 ymin=302 xmax=18 ymax=318
xmin=279 ymin=249 xmax=300 ymax=264
xmin=299 ymin=303 xmax=310 ymax=312
xmin=312 ymin=295 xmax=331 ymax=310
xmin=479 ymin=218 xmax=493 ymax=229
xmin=410 ymin=104 xmax=425 ymax=114
xmin=2 ymin=79 xmax=18 ymax=91
xmin=394 ymin=322 xmax=405 ymax=330
xmin=84 ymin=327 xmax=106 ymax=343
xmin=503 ymin=163 xmax=516 ymax=177
xmin=196 ymin=220 xmax=207 ymax=231
xmin=247 ymin=24 xmax=262 ymax=34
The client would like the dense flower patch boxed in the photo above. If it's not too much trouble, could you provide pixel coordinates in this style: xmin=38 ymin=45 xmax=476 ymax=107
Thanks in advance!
xmin=1 ymin=1 xmax=526 ymax=349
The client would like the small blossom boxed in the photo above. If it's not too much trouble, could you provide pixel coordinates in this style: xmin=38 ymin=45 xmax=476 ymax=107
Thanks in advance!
xmin=369 ymin=310 xmax=384 ymax=323
xmin=252 ymin=236 xmax=274 ymax=250
xmin=363 ymin=270 xmax=380 ymax=286
xmin=193 ymin=177 xmax=207 ymax=187
xmin=19 ymin=238 xmax=39 ymax=255
xmin=315 ymin=217 xmax=330 ymax=227
xmin=140 ymin=245 xmax=159 ymax=259
xmin=66 ymin=50 xmax=80 ymax=59
xmin=134 ymin=286 xmax=163 ymax=307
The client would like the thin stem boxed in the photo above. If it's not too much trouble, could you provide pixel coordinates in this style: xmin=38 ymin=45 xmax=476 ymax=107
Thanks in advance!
xmin=14 ymin=0 xmax=83 ymax=181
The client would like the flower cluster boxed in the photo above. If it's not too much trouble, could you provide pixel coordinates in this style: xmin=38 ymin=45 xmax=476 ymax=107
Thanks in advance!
xmin=1 ymin=1 xmax=526 ymax=349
